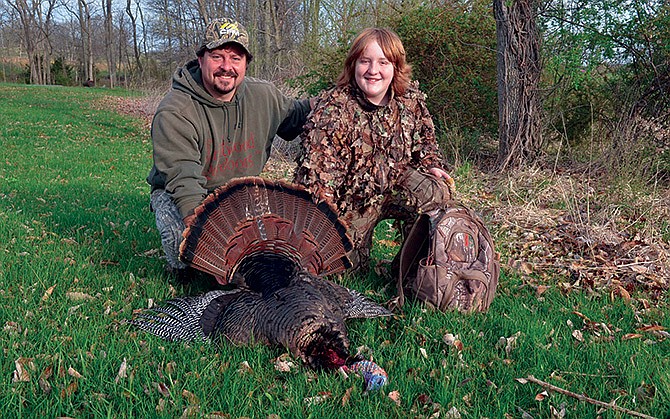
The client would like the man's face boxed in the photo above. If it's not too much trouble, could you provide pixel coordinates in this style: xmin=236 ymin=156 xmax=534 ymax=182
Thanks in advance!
xmin=199 ymin=44 xmax=247 ymax=102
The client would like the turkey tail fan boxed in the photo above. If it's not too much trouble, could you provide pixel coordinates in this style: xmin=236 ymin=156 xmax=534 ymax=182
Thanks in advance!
xmin=180 ymin=177 xmax=353 ymax=284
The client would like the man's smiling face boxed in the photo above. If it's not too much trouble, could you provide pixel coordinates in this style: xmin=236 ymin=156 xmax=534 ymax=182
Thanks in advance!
xmin=199 ymin=43 xmax=248 ymax=102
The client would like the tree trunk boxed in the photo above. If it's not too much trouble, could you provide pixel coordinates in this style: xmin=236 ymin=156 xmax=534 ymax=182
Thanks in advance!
xmin=103 ymin=0 xmax=116 ymax=88
xmin=8 ymin=0 xmax=39 ymax=84
xmin=494 ymin=0 xmax=543 ymax=170
xmin=77 ymin=0 xmax=94 ymax=83
xmin=126 ymin=0 xmax=143 ymax=78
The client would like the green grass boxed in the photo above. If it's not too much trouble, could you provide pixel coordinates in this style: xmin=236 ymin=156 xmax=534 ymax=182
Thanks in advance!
xmin=0 ymin=83 xmax=668 ymax=418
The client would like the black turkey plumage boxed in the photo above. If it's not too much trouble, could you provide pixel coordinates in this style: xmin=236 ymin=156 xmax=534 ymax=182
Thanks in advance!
xmin=132 ymin=177 xmax=391 ymax=375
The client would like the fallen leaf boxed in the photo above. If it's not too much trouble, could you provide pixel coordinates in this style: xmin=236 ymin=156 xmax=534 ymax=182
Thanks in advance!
xmin=274 ymin=354 xmax=296 ymax=372
xmin=206 ymin=412 xmax=230 ymax=419
xmin=443 ymin=333 xmax=458 ymax=346
xmin=182 ymin=389 xmax=199 ymax=405
xmin=388 ymin=390 xmax=401 ymax=406
xmin=12 ymin=357 xmax=34 ymax=382
xmin=462 ymin=392 xmax=472 ymax=407
xmin=4 ymin=321 xmax=21 ymax=334
xmin=143 ymin=248 xmax=160 ymax=257
xmin=616 ymin=286 xmax=631 ymax=300
xmin=572 ymin=311 xmax=590 ymax=321
xmin=637 ymin=325 xmax=666 ymax=332
xmin=550 ymin=403 xmax=567 ymax=418
xmin=378 ymin=239 xmax=399 ymax=248
xmin=571 ymin=330 xmax=583 ymax=342
xmin=497 ymin=332 xmax=521 ymax=355
xmin=115 ymin=358 xmax=128 ymax=383
xmin=238 ymin=361 xmax=252 ymax=374
xmin=68 ymin=367 xmax=83 ymax=379
xmin=61 ymin=380 xmax=78 ymax=397
xmin=445 ymin=406 xmax=462 ymax=418
xmin=635 ymin=382 xmax=656 ymax=401
xmin=518 ymin=261 xmax=533 ymax=274
xmin=156 ymin=398 xmax=167 ymax=413
xmin=66 ymin=292 xmax=95 ymax=301
xmin=630 ymin=265 xmax=649 ymax=274
xmin=154 ymin=382 xmax=170 ymax=397
xmin=341 ymin=386 xmax=353 ymax=406
xmin=181 ymin=405 xmax=200 ymax=418
xmin=622 ymin=333 xmax=643 ymax=340
xmin=338 ymin=366 xmax=349 ymax=379
xmin=304 ymin=392 xmax=331 ymax=406
xmin=39 ymin=365 xmax=53 ymax=394
xmin=42 ymin=285 xmax=56 ymax=301
xmin=535 ymin=390 xmax=549 ymax=401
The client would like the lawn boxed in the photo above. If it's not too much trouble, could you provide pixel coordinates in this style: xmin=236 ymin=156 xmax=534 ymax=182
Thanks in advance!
xmin=0 ymin=83 xmax=668 ymax=418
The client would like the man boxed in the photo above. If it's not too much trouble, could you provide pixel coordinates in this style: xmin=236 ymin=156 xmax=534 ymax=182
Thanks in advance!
xmin=147 ymin=18 xmax=312 ymax=280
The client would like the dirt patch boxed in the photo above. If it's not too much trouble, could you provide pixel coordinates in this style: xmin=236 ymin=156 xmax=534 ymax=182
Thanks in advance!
xmin=98 ymin=95 xmax=160 ymax=128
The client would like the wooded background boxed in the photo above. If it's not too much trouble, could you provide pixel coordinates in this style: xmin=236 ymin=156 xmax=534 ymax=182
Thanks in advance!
xmin=0 ymin=0 xmax=667 ymax=174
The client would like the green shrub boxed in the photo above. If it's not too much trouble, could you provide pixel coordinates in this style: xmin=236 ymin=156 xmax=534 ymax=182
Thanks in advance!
xmin=392 ymin=2 xmax=498 ymax=136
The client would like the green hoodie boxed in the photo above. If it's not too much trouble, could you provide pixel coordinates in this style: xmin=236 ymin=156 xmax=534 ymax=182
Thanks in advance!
xmin=147 ymin=59 xmax=311 ymax=217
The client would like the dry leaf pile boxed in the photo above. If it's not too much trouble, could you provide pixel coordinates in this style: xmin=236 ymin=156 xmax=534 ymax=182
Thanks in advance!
xmin=100 ymin=96 xmax=160 ymax=128
xmin=466 ymin=167 xmax=670 ymax=299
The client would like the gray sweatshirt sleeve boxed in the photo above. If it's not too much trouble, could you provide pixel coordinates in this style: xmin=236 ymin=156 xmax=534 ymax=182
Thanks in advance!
xmin=150 ymin=108 xmax=207 ymax=218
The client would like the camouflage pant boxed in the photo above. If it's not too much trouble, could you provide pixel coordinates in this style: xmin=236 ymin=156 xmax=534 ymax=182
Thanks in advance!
xmin=346 ymin=168 xmax=453 ymax=271
xmin=150 ymin=189 xmax=187 ymax=270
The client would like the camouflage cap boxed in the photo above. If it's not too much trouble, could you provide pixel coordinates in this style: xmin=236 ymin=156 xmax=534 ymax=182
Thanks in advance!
xmin=199 ymin=18 xmax=252 ymax=59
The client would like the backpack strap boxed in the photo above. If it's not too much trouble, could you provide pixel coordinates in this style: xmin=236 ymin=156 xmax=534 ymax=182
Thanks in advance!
xmin=397 ymin=213 xmax=432 ymax=307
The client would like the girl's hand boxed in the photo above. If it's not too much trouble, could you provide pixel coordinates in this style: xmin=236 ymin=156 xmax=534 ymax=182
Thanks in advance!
xmin=428 ymin=167 xmax=455 ymax=189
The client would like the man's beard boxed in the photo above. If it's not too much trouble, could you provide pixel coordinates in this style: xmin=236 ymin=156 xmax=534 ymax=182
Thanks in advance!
xmin=213 ymin=70 xmax=237 ymax=95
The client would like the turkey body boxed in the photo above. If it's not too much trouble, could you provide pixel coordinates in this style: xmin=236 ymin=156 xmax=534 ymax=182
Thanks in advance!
xmin=209 ymin=253 xmax=390 ymax=369
xmin=132 ymin=252 xmax=390 ymax=370
xmin=132 ymin=177 xmax=391 ymax=371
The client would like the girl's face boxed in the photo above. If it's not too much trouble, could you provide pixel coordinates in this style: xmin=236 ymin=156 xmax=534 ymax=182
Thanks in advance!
xmin=354 ymin=40 xmax=394 ymax=106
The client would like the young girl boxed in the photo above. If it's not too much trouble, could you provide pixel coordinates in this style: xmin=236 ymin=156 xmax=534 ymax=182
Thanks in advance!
xmin=295 ymin=27 xmax=453 ymax=271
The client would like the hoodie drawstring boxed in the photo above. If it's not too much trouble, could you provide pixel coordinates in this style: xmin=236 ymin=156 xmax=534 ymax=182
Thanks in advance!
xmin=223 ymin=98 xmax=242 ymax=143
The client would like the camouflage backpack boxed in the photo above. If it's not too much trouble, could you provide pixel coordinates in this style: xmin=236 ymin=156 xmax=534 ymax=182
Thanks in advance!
xmin=397 ymin=203 xmax=500 ymax=313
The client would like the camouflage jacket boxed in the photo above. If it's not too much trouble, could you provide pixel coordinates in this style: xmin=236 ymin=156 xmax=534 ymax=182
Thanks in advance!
xmin=294 ymin=82 xmax=445 ymax=225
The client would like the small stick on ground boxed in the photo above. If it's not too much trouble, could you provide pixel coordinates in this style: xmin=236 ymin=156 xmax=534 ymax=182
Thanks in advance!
xmin=523 ymin=375 xmax=657 ymax=419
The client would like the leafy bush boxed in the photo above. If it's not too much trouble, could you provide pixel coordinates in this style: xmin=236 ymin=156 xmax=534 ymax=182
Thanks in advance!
xmin=392 ymin=3 xmax=498 ymax=136
xmin=52 ymin=56 xmax=77 ymax=86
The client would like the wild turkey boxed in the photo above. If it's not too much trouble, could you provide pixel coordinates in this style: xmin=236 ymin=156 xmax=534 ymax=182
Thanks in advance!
xmin=132 ymin=177 xmax=391 ymax=389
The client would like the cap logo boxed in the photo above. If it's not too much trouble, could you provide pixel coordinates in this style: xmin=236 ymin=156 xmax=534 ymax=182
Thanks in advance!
xmin=218 ymin=21 xmax=241 ymax=40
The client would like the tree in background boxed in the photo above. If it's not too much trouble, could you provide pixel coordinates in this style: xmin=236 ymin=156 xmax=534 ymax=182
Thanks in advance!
xmin=6 ymin=0 xmax=58 ymax=84
xmin=539 ymin=0 xmax=669 ymax=179
xmin=494 ymin=0 xmax=543 ymax=169
xmin=393 ymin=2 xmax=498 ymax=164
